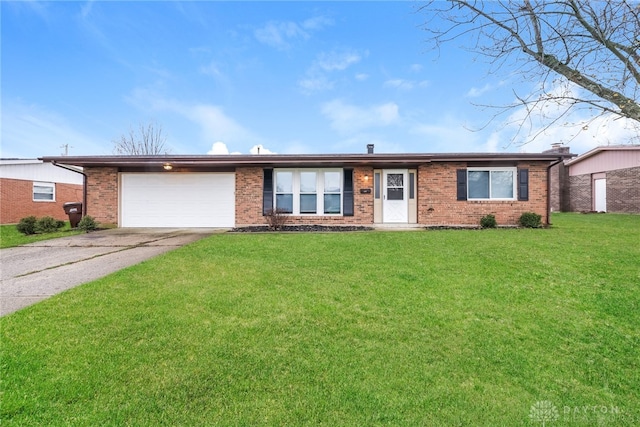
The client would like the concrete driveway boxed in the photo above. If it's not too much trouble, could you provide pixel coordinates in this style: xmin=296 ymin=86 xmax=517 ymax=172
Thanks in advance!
xmin=0 ymin=228 xmax=218 ymax=316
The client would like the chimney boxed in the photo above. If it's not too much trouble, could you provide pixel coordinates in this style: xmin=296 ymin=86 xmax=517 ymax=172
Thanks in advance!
xmin=543 ymin=143 xmax=570 ymax=154
xmin=367 ymin=144 xmax=374 ymax=154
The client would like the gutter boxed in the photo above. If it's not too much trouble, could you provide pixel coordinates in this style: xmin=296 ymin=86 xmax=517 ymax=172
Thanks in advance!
xmin=51 ymin=161 xmax=88 ymax=216
xmin=546 ymin=157 xmax=565 ymax=226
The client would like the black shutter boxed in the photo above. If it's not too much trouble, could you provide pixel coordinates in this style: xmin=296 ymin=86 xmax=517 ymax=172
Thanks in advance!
xmin=518 ymin=168 xmax=529 ymax=201
xmin=263 ymin=169 xmax=273 ymax=215
xmin=343 ymin=168 xmax=354 ymax=216
xmin=456 ymin=169 xmax=467 ymax=201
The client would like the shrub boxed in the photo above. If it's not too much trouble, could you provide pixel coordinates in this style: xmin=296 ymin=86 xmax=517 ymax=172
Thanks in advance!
xmin=265 ymin=208 xmax=289 ymax=231
xmin=519 ymin=212 xmax=542 ymax=228
xmin=77 ymin=215 xmax=98 ymax=232
xmin=36 ymin=216 xmax=65 ymax=233
xmin=480 ymin=214 xmax=497 ymax=229
xmin=16 ymin=216 xmax=38 ymax=235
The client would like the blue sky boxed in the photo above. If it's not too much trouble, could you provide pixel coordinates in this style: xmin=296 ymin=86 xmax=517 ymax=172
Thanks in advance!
xmin=2 ymin=1 xmax=637 ymax=158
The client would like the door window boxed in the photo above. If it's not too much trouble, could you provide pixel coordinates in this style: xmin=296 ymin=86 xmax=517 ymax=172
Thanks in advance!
xmin=386 ymin=173 xmax=404 ymax=200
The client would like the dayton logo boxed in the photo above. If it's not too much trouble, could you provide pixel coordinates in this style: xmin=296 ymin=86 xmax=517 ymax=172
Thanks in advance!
xmin=529 ymin=400 xmax=559 ymax=426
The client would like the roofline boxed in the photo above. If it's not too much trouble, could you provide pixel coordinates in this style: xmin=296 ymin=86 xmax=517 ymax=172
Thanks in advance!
xmin=565 ymin=144 xmax=640 ymax=166
xmin=0 ymin=159 xmax=43 ymax=165
xmin=40 ymin=152 xmax=570 ymax=168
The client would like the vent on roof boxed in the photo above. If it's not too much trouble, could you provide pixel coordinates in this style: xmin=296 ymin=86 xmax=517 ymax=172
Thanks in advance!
xmin=367 ymin=144 xmax=374 ymax=154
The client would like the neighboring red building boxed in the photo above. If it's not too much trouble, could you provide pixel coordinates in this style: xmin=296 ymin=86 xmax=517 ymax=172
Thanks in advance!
xmin=0 ymin=159 xmax=84 ymax=224
xmin=41 ymin=148 xmax=568 ymax=228
xmin=549 ymin=145 xmax=640 ymax=213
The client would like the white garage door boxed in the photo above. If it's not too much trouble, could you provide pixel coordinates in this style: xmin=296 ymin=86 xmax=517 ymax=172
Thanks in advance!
xmin=120 ymin=173 xmax=235 ymax=227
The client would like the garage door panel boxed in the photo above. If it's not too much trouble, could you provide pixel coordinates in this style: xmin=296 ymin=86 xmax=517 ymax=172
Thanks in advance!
xmin=121 ymin=173 xmax=235 ymax=227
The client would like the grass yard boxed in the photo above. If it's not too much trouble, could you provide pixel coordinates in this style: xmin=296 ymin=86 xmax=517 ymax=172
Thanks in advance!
xmin=1 ymin=213 xmax=639 ymax=425
xmin=0 ymin=223 xmax=82 ymax=249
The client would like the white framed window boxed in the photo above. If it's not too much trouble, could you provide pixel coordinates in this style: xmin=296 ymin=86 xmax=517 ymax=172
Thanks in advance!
xmin=274 ymin=169 xmax=343 ymax=215
xmin=275 ymin=171 xmax=293 ymax=213
xmin=33 ymin=182 xmax=55 ymax=202
xmin=467 ymin=167 xmax=516 ymax=200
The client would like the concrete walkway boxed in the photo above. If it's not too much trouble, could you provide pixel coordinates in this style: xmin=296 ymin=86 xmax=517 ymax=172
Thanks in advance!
xmin=0 ymin=228 xmax=219 ymax=316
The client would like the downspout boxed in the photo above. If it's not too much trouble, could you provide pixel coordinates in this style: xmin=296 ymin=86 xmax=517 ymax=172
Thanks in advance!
xmin=51 ymin=161 xmax=87 ymax=216
xmin=546 ymin=157 xmax=564 ymax=226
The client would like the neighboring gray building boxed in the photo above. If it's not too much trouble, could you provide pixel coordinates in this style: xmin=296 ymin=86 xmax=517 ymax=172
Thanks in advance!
xmin=549 ymin=145 xmax=640 ymax=213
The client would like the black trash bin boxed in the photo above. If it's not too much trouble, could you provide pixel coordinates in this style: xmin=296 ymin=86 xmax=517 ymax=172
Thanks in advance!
xmin=63 ymin=202 xmax=83 ymax=228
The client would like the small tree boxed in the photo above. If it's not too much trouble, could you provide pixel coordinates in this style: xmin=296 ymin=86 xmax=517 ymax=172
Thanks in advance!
xmin=265 ymin=208 xmax=289 ymax=231
xmin=113 ymin=122 xmax=169 ymax=155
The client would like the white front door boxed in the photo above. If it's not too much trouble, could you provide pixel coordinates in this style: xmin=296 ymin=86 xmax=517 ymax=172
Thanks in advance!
xmin=382 ymin=170 xmax=408 ymax=223
xmin=594 ymin=178 xmax=607 ymax=212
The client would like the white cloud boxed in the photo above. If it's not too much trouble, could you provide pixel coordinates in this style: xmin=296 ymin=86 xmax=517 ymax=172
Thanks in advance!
xmin=410 ymin=64 xmax=424 ymax=73
xmin=383 ymin=78 xmax=429 ymax=91
xmin=249 ymin=144 xmax=275 ymax=154
xmin=355 ymin=73 xmax=369 ymax=81
xmin=254 ymin=21 xmax=307 ymax=50
xmin=299 ymin=49 xmax=366 ymax=94
xmin=466 ymin=83 xmax=493 ymax=98
xmin=316 ymin=50 xmax=363 ymax=71
xmin=321 ymin=99 xmax=400 ymax=134
xmin=301 ymin=16 xmax=334 ymax=31
xmin=254 ymin=16 xmax=332 ymax=50
xmin=466 ymin=81 xmax=509 ymax=98
xmin=207 ymin=141 xmax=230 ymax=154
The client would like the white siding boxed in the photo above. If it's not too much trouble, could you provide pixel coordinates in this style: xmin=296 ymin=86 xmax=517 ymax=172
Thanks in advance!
xmin=0 ymin=161 xmax=83 ymax=185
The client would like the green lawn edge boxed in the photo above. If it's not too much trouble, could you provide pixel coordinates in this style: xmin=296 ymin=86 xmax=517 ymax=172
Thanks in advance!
xmin=0 ymin=223 xmax=83 ymax=248
xmin=1 ymin=213 xmax=639 ymax=425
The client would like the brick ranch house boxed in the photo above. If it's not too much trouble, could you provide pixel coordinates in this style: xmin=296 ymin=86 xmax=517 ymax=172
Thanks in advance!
xmin=0 ymin=159 xmax=84 ymax=224
xmin=41 ymin=150 xmax=569 ymax=228
xmin=549 ymin=145 xmax=640 ymax=213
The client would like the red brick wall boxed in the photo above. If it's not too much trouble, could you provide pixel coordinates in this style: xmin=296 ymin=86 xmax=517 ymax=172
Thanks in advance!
xmin=82 ymin=162 xmax=551 ymax=228
xmin=417 ymin=162 xmax=549 ymax=226
xmin=607 ymin=167 xmax=640 ymax=213
xmin=0 ymin=178 xmax=83 ymax=224
xmin=235 ymin=167 xmax=263 ymax=226
xmin=568 ymin=174 xmax=592 ymax=212
xmin=85 ymin=167 xmax=119 ymax=225
xmin=235 ymin=166 xmax=374 ymax=226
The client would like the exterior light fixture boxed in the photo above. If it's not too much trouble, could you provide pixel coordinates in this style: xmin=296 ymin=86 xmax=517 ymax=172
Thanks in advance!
xmin=364 ymin=174 xmax=369 ymax=182
xmin=163 ymin=163 xmax=173 ymax=171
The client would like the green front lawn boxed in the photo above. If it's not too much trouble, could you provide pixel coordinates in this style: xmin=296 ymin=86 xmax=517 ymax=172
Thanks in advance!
xmin=0 ymin=223 xmax=82 ymax=248
xmin=1 ymin=213 xmax=639 ymax=425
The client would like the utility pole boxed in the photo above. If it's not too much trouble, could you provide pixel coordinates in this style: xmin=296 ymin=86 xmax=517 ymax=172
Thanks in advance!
xmin=60 ymin=144 xmax=72 ymax=156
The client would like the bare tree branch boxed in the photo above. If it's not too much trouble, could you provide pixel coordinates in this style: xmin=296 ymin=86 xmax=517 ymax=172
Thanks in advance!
xmin=418 ymin=0 xmax=640 ymax=144
xmin=113 ymin=122 xmax=170 ymax=155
